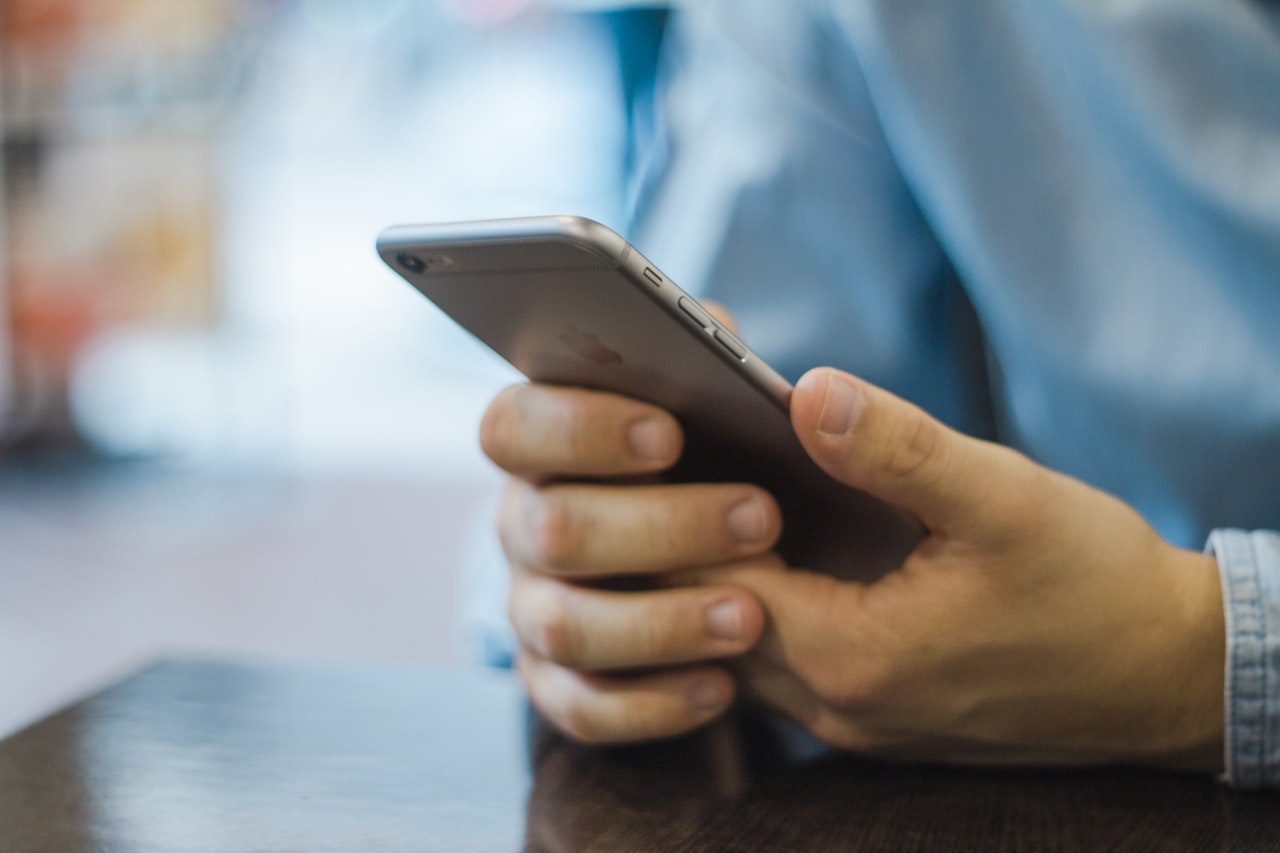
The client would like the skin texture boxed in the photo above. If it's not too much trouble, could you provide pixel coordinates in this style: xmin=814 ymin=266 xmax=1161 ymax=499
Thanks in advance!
xmin=482 ymin=367 xmax=1226 ymax=771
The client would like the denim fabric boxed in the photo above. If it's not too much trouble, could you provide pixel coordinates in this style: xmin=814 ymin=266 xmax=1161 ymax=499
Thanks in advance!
xmin=1211 ymin=530 xmax=1280 ymax=788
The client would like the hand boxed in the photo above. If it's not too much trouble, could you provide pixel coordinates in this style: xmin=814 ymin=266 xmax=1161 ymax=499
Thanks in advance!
xmin=481 ymin=381 xmax=782 ymax=743
xmin=684 ymin=367 xmax=1226 ymax=770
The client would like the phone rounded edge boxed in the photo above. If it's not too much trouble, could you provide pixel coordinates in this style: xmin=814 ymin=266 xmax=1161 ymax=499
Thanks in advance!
xmin=375 ymin=215 xmax=630 ymax=269
xmin=614 ymin=244 xmax=796 ymax=417
xmin=547 ymin=216 xmax=631 ymax=268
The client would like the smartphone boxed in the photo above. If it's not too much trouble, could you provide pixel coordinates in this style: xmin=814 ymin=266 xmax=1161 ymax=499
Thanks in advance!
xmin=376 ymin=215 xmax=922 ymax=580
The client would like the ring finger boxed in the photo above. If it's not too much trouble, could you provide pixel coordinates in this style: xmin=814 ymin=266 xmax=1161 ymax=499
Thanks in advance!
xmin=509 ymin=570 xmax=765 ymax=670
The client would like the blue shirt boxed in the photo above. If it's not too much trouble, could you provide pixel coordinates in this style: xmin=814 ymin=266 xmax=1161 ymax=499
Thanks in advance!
xmin=628 ymin=0 xmax=1280 ymax=786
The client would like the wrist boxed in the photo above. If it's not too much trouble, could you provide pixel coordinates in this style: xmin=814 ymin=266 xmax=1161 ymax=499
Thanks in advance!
xmin=1155 ymin=545 xmax=1225 ymax=772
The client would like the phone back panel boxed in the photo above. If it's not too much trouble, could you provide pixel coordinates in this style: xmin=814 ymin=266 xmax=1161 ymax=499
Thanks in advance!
xmin=378 ymin=216 xmax=921 ymax=579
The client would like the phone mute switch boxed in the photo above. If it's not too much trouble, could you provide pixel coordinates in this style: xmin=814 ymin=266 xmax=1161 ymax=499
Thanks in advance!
xmin=713 ymin=329 xmax=747 ymax=362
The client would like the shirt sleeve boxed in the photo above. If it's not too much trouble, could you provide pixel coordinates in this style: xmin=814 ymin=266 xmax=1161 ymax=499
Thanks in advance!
xmin=1209 ymin=529 xmax=1280 ymax=788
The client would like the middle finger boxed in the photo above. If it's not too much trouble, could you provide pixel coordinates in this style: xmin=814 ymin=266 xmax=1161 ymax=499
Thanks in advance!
xmin=501 ymin=479 xmax=781 ymax=577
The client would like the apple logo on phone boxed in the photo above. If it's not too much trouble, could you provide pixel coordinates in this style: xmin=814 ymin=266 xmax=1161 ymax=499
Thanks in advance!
xmin=559 ymin=325 xmax=623 ymax=365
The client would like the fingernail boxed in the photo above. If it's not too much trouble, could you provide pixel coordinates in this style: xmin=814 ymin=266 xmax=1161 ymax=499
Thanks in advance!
xmin=815 ymin=373 xmax=863 ymax=436
xmin=628 ymin=417 xmax=674 ymax=462
xmin=705 ymin=599 xmax=744 ymax=641
xmin=727 ymin=497 xmax=768 ymax=544
xmin=689 ymin=678 xmax=731 ymax=712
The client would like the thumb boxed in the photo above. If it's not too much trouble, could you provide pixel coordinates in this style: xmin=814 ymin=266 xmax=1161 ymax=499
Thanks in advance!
xmin=791 ymin=367 xmax=996 ymax=531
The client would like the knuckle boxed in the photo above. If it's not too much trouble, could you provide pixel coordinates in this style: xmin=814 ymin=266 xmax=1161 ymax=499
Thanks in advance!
xmin=636 ymin=507 xmax=683 ymax=566
xmin=804 ymin=658 xmax=892 ymax=716
xmin=794 ymin=585 xmax=893 ymax=714
xmin=530 ymin=592 xmax=582 ymax=666
xmin=530 ymin=490 xmax=584 ymax=571
xmin=548 ymin=391 xmax=613 ymax=470
xmin=631 ymin=608 xmax=667 ymax=661
xmin=879 ymin=408 xmax=946 ymax=484
xmin=496 ymin=482 xmax=525 ymax=560
xmin=559 ymin=398 xmax=599 ymax=458
xmin=561 ymin=698 xmax=608 ymax=745
xmin=516 ymin=655 xmax=603 ymax=744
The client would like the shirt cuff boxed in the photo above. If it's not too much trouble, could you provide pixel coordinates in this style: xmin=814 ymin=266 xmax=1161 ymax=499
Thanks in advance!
xmin=1208 ymin=528 xmax=1280 ymax=788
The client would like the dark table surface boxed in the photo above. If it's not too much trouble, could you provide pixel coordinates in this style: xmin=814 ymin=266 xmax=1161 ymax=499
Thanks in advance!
xmin=1 ymin=658 xmax=1277 ymax=852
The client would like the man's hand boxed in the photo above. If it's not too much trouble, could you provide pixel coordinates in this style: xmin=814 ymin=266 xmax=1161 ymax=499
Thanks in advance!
xmin=481 ymin=382 xmax=781 ymax=743
xmin=685 ymin=367 xmax=1226 ymax=770
xmin=483 ymin=367 xmax=1226 ymax=770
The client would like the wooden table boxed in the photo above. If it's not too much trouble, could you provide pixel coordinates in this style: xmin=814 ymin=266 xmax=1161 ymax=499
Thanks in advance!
xmin=1 ymin=658 xmax=1276 ymax=851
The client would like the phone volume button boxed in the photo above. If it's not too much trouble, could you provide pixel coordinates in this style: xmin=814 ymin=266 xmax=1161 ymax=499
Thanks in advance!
xmin=713 ymin=329 xmax=747 ymax=362
xmin=678 ymin=296 xmax=712 ymax=329
xmin=643 ymin=266 xmax=663 ymax=287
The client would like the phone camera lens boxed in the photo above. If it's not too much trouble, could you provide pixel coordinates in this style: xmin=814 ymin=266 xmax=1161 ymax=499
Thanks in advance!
xmin=397 ymin=252 xmax=426 ymax=274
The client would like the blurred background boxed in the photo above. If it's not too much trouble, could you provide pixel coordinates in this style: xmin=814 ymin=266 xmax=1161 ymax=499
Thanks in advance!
xmin=0 ymin=0 xmax=668 ymax=735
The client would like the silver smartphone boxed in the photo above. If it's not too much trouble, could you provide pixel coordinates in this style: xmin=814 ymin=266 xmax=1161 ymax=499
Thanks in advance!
xmin=377 ymin=215 xmax=922 ymax=580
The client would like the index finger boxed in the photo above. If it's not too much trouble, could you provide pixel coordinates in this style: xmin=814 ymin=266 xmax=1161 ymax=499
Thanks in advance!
xmin=481 ymin=383 xmax=684 ymax=480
